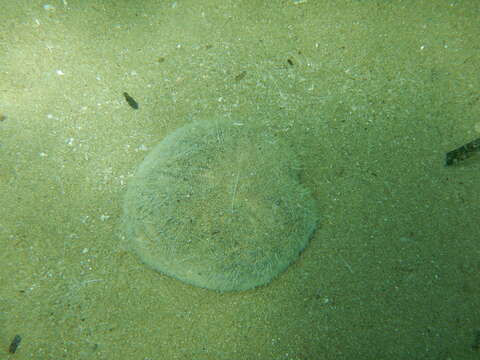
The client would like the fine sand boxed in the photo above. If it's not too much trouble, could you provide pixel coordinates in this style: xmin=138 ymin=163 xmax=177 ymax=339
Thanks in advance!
xmin=1 ymin=1 xmax=479 ymax=359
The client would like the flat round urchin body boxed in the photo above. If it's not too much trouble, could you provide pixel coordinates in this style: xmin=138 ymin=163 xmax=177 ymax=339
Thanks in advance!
xmin=122 ymin=119 xmax=318 ymax=292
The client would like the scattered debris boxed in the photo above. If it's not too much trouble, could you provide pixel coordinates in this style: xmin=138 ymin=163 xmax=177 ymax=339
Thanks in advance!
xmin=123 ymin=92 xmax=139 ymax=110
xmin=43 ymin=4 xmax=55 ymax=11
xmin=9 ymin=334 xmax=22 ymax=354
xmin=472 ymin=329 xmax=480 ymax=351
xmin=445 ymin=137 xmax=480 ymax=166
xmin=234 ymin=71 xmax=247 ymax=81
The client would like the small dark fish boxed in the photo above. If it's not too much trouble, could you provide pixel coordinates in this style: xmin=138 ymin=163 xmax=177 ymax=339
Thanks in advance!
xmin=9 ymin=334 xmax=22 ymax=354
xmin=123 ymin=92 xmax=139 ymax=110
